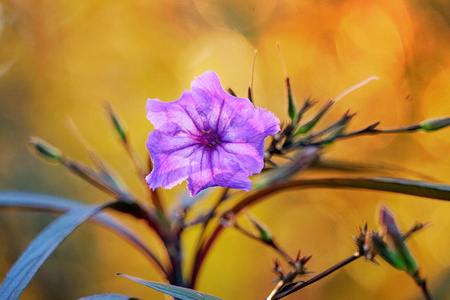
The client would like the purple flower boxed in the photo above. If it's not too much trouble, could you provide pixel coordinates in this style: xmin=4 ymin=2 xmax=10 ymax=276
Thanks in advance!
xmin=145 ymin=71 xmax=280 ymax=196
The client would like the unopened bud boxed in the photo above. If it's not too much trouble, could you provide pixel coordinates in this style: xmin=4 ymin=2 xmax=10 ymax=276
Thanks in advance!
xmin=373 ymin=206 xmax=419 ymax=276
xmin=247 ymin=213 xmax=273 ymax=244
xmin=420 ymin=117 xmax=450 ymax=132
xmin=104 ymin=102 xmax=128 ymax=144
xmin=28 ymin=137 xmax=62 ymax=163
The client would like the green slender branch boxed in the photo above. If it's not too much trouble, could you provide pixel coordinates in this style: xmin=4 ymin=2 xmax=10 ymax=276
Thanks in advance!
xmin=301 ymin=117 xmax=450 ymax=148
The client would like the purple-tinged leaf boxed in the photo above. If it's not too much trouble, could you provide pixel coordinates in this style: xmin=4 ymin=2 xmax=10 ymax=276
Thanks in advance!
xmin=0 ymin=202 xmax=109 ymax=299
xmin=117 ymin=273 xmax=223 ymax=300
xmin=0 ymin=191 xmax=167 ymax=277
xmin=78 ymin=294 xmax=138 ymax=300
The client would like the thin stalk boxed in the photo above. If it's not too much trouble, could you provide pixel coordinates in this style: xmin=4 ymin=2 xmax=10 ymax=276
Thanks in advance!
xmin=198 ymin=188 xmax=229 ymax=244
xmin=307 ymin=123 xmax=425 ymax=147
xmin=188 ymin=188 xmax=229 ymax=287
xmin=169 ymin=230 xmax=184 ymax=287
xmin=419 ymin=280 xmax=432 ymax=300
xmin=231 ymin=221 xmax=295 ymax=265
xmin=103 ymin=102 xmax=166 ymax=218
xmin=189 ymin=224 xmax=224 ymax=288
xmin=271 ymin=253 xmax=361 ymax=299
xmin=124 ymin=143 xmax=163 ymax=208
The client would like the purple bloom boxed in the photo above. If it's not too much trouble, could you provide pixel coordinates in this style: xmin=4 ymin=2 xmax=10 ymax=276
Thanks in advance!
xmin=145 ymin=71 xmax=280 ymax=196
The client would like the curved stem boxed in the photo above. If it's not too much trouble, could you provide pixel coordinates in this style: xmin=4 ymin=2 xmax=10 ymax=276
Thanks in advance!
xmin=234 ymin=176 xmax=450 ymax=215
xmin=189 ymin=176 xmax=450 ymax=288
xmin=188 ymin=188 xmax=229 ymax=287
xmin=189 ymin=224 xmax=224 ymax=288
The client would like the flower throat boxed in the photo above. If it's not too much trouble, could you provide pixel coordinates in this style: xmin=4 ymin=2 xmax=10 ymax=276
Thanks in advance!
xmin=200 ymin=128 xmax=221 ymax=148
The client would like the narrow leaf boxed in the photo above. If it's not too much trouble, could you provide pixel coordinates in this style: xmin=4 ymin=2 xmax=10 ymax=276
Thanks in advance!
xmin=0 ymin=202 xmax=109 ymax=299
xmin=0 ymin=191 xmax=167 ymax=277
xmin=295 ymin=100 xmax=334 ymax=135
xmin=234 ymin=176 xmax=450 ymax=215
xmin=117 ymin=274 xmax=223 ymax=300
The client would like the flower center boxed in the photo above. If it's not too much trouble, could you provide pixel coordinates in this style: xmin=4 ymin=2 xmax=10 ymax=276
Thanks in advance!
xmin=199 ymin=128 xmax=221 ymax=148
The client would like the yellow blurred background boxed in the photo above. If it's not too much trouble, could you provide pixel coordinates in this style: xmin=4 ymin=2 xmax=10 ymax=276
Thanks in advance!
xmin=1 ymin=0 xmax=450 ymax=299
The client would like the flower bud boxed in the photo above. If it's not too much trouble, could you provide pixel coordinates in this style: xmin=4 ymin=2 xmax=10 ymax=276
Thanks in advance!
xmin=27 ymin=137 xmax=62 ymax=163
xmin=420 ymin=117 xmax=450 ymax=132
xmin=286 ymin=77 xmax=298 ymax=121
xmin=246 ymin=213 xmax=273 ymax=244
xmin=373 ymin=206 xmax=419 ymax=276
xmin=104 ymin=102 xmax=128 ymax=144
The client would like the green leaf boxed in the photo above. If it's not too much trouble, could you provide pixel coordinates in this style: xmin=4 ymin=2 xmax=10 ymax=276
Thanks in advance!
xmin=0 ymin=202 xmax=109 ymax=299
xmin=295 ymin=100 xmax=334 ymax=135
xmin=117 ymin=274 xmax=223 ymax=300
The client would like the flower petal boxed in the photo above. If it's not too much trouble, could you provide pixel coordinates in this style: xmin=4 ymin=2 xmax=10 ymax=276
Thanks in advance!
xmin=186 ymin=146 xmax=252 ymax=196
xmin=146 ymin=91 xmax=203 ymax=135
xmin=145 ymin=128 xmax=199 ymax=190
xmin=191 ymin=71 xmax=255 ymax=133
xmin=223 ymin=107 xmax=280 ymax=142
xmin=221 ymin=142 xmax=263 ymax=174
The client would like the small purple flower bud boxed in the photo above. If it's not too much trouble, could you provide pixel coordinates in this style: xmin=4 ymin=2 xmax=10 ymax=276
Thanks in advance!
xmin=372 ymin=206 xmax=419 ymax=276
